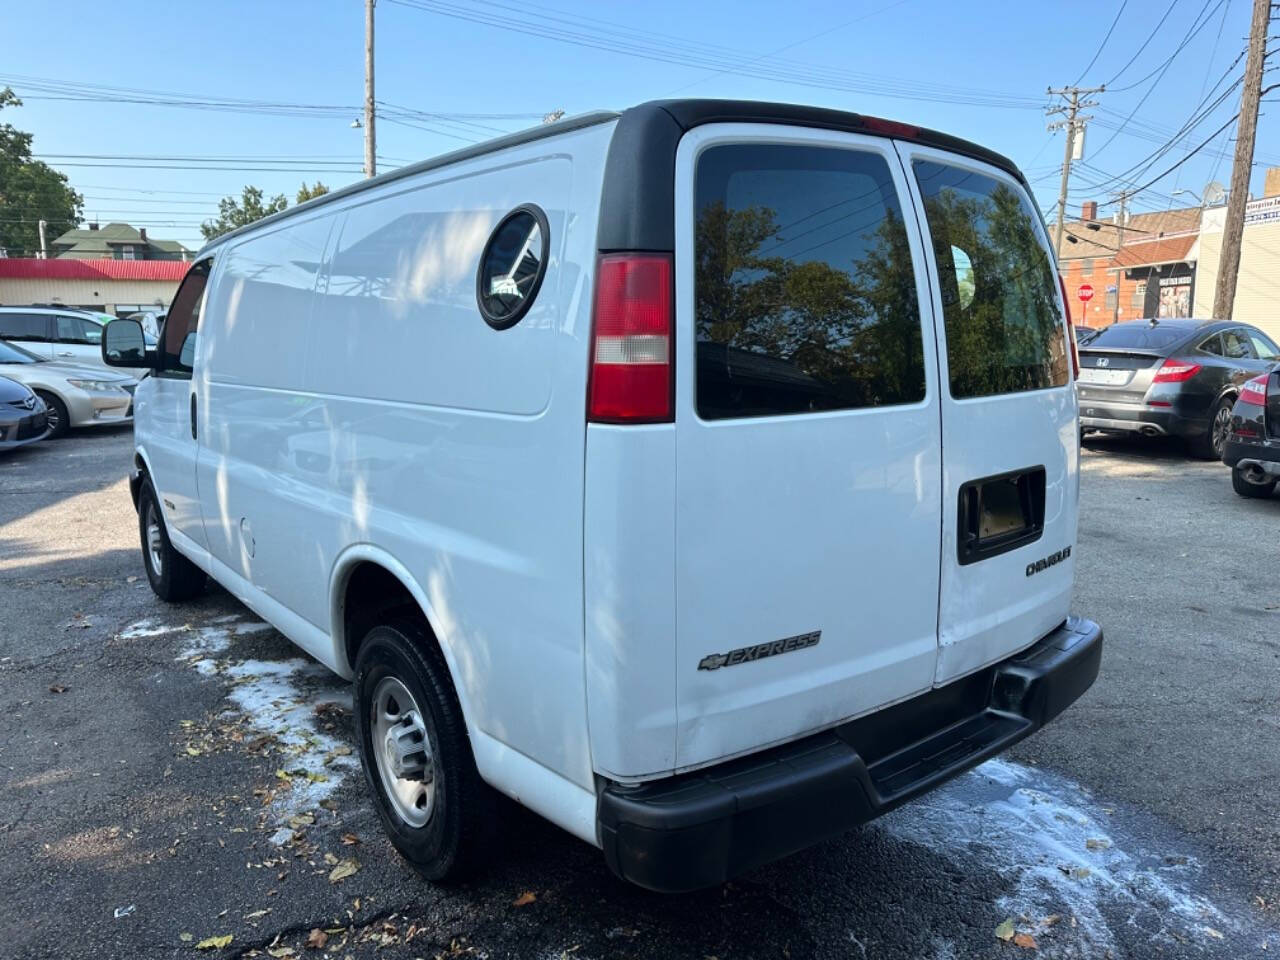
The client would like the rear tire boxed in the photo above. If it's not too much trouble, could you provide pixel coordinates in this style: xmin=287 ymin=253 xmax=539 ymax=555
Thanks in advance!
xmin=35 ymin=391 xmax=69 ymax=440
xmin=1231 ymin=465 xmax=1277 ymax=499
xmin=354 ymin=617 xmax=496 ymax=883
xmin=1191 ymin=396 xmax=1234 ymax=460
xmin=137 ymin=478 xmax=207 ymax=601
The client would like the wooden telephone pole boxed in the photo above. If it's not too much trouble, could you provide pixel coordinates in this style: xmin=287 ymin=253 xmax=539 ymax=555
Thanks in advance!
xmin=1211 ymin=0 xmax=1269 ymax=320
xmin=364 ymin=0 xmax=377 ymax=179
xmin=1046 ymin=86 xmax=1104 ymax=257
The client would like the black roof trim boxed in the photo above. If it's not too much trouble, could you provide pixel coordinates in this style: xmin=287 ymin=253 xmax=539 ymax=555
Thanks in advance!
xmin=197 ymin=110 xmax=620 ymax=255
xmin=597 ymin=98 xmax=1029 ymax=253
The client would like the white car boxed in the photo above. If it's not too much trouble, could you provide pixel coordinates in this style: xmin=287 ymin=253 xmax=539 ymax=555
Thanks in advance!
xmin=106 ymin=99 xmax=1102 ymax=892
xmin=0 ymin=306 xmax=152 ymax=379
xmin=0 ymin=339 xmax=134 ymax=437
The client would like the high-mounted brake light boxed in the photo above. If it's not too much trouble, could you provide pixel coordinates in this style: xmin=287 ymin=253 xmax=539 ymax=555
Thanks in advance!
xmin=1240 ymin=374 xmax=1268 ymax=406
xmin=860 ymin=116 xmax=922 ymax=140
xmin=1058 ymin=273 xmax=1079 ymax=380
xmin=1152 ymin=359 xmax=1203 ymax=383
xmin=588 ymin=253 xmax=673 ymax=423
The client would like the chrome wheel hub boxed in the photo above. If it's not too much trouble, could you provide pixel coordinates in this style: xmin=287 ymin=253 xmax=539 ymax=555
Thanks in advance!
xmin=145 ymin=502 xmax=164 ymax=577
xmin=1213 ymin=405 xmax=1232 ymax=455
xmin=370 ymin=676 xmax=434 ymax=827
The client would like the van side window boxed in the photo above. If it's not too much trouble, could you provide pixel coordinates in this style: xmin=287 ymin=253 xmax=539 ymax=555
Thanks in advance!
xmin=693 ymin=143 xmax=925 ymax=419
xmin=913 ymin=160 xmax=1069 ymax=399
xmin=0 ymin=312 xmax=50 ymax=342
xmin=161 ymin=260 xmax=212 ymax=375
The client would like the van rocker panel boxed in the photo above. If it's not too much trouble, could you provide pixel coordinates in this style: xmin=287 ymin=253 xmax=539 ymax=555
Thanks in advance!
xmin=597 ymin=616 xmax=1102 ymax=893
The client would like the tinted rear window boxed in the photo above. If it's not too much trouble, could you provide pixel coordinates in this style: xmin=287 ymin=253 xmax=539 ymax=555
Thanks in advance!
xmin=913 ymin=160 xmax=1068 ymax=399
xmin=1086 ymin=324 xmax=1194 ymax=350
xmin=0 ymin=312 xmax=49 ymax=341
xmin=694 ymin=143 xmax=925 ymax=419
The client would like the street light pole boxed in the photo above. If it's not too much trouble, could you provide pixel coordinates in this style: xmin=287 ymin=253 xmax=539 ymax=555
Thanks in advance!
xmin=364 ymin=0 xmax=377 ymax=179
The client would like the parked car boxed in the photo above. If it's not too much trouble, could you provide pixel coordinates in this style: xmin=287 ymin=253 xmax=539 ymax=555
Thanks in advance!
xmin=103 ymin=99 xmax=1102 ymax=893
xmin=0 ymin=374 xmax=50 ymax=451
xmin=1222 ymin=364 xmax=1280 ymax=498
xmin=0 ymin=338 xmax=134 ymax=438
xmin=1077 ymin=318 xmax=1280 ymax=458
xmin=0 ymin=306 xmax=151 ymax=379
xmin=124 ymin=310 xmax=165 ymax=341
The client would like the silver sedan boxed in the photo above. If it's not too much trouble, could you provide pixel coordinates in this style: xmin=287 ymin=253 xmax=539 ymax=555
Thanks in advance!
xmin=0 ymin=339 xmax=134 ymax=438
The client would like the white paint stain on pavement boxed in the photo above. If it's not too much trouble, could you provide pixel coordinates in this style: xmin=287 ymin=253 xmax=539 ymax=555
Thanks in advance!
xmin=885 ymin=758 xmax=1239 ymax=957
xmin=121 ymin=614 xmax=357 ymax=839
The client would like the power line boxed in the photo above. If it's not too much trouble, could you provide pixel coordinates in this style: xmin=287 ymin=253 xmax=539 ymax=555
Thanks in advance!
xmin=1097 ymin=113 xmax=1239 ymax=206
xmin=1074 ymin=0 xmax=1129 ymax=85
xmin=1104 ymin=0 xmax=1182 ymax=86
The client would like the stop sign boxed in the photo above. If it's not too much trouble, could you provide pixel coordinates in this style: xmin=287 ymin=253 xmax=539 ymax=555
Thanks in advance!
xmin=1078 ymin=283 xmax=1094 ymax=303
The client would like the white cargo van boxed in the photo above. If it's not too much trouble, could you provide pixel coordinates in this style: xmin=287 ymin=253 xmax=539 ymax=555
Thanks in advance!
xmin=103 ymin=100 xmax=1102 ymax=893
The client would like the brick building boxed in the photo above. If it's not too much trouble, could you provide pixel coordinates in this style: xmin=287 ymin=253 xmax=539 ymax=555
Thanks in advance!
xmin=1054 ymin=201 xmax=1201 ymax=329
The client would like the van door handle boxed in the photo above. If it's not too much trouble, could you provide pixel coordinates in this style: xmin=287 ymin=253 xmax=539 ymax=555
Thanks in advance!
xmin=57 ymin=351 xmax=74 ymax=357
xmin=190 ymin=393 xmax=197 ymax=440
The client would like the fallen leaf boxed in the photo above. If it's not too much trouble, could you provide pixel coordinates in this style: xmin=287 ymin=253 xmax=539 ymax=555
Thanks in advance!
xmin=306 ymin=928 xmax=328 ymax=949
xmin=245 ymin=909 xmax=271 ymax=920
xmin=1204 ymin=927 xmax=1224 ymax=940
xmin=1085 ymin=838 xmax=1110 ymax=851
xmin=179 ymin=933 xmax=193 ymax=942
xmin=995 ymin=918 xmax=1016 ymax=942
xmin=1043 ymin=914 xmax=1061 ymax=927
xmin=513 ymin=891 xmax=537 ymax=907
xmin=1013 ymin=932 xmax=1038 ymax=949
xmin=266 ymin=948 xmax=296 ymax=958
xmin=186 ymin=747 xmax=201 ymax=757
xmin=49 ymin=684 xmax=69 ymax=694
xmin=340 ymin=833 xmax=359 ymax=846
xmin=323 ymin=852 xmax=338 ymax=865
xmin=323 ymin=927 xmax=346 ymax=935
xmin=288 ymin=813 xmax=315 ymax=829
xmin=195 ymin=934 xmax=233 ymax=950
xmin=328 ymin=859 xmax=359 ymax=882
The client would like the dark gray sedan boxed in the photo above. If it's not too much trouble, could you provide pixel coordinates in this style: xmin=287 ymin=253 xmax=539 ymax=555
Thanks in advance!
xmin=0 ymin=374 xmax=50 ymax=452
xmin=1077 ymin=319 xmax=1280 ymax=459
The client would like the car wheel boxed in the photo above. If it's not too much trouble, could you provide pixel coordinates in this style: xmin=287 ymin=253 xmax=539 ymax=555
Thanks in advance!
xmin=1192 ymin=396 xmax=1235 ymax=460
xmin=35 ymin=391 xmax=69 ymax=440
xmin=137 ymin=477 xmax=207 ymax=601
xmin=354 ymin=618 xmax=496 ymax=883
xmin=1231 ymin=464 xmax=1277 ymax=499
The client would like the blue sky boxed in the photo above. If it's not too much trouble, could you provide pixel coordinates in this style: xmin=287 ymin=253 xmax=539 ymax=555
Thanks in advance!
xmin=2 ymin=0 xmax=1275 ymax=252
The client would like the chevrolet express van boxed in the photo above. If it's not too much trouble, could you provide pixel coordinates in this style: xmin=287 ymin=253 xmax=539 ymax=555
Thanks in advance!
xmin=103 ymin=100 xmax=1102 ymax=893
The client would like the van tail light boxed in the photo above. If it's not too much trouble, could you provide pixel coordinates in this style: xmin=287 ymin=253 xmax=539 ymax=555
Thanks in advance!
xmin=588 ymin=253 xmax=673 ymax=423
xmin=1239 ymin=374 xmax=1268 ymax=406
xmin=1058 ymin=273 xmax=1079 ymax=380
xmin=1152 ymin=359 xmax=1203 ymax=383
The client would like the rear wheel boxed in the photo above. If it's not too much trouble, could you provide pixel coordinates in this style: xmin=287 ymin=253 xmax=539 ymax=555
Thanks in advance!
xmin=1232 ymin=464 xmax=1277 ymax=499
xmin=35 ymin=391 xmax=69 ymax=439
xmin=354 ymin=617 xmax=496 ymax=882
xmin=1191 ymin=396 xmax=1234 ymax=460
xmin=137 ymin=478 xmax=207 ymax=601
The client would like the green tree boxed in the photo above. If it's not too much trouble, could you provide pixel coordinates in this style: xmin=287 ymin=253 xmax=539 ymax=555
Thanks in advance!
xmin=0 ymin=88 xmax=83 ymax=257
xmin=296 ymin=181 xmax=329 ymax=204
xmin=200 ymin=185 xmax=288 ymax=241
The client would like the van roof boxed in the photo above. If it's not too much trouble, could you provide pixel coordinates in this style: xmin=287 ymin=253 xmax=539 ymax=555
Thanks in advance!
xmin=196 ymin=99 xmax=1027 ymax=258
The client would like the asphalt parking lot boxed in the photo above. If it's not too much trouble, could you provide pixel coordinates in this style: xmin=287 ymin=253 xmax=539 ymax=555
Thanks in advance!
xmin=1 ymin=427 xmax=1278 ymax=960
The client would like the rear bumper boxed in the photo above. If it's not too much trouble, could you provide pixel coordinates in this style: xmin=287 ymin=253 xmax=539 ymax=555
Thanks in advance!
xmin=1079 ymin=400 xmax=1202 ymax=438
xmin=598 ymin=616 xmax=1102 ymax=893
xmin=1222 ymin=437 xmax=1280 ymax=477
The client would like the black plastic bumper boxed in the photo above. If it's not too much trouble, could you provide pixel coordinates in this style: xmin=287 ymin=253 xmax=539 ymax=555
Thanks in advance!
xmin=598 ymin=616 xmax=1102 ymax=893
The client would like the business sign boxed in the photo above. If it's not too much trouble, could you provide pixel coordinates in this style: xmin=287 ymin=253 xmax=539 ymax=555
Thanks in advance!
xmin=1245 ymin=195 xmax=1280 ymax=226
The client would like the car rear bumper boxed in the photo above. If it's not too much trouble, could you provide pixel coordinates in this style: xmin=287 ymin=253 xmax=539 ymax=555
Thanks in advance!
xmin=597 ymin=616 xmax=1103 ymax=893
xmin=1079 ymin=399 xmax=1203 ymax=438
xmin=1222 ymin=437 xmax=1280 ymax=477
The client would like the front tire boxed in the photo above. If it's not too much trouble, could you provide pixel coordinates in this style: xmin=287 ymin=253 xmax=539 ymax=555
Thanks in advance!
xmin=137 ymin=478 xmax=207 ymax=601
xmin=354 ymin=618 xmax=496 ymax=883
xmin=1232 ymin=464 xmax=1277 ymax=499
xmin=35 ymin=391 xmax=69 ymax=439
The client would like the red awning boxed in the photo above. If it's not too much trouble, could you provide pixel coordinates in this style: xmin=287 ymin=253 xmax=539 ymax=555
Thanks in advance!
xmin=0 ymin=258 xmax=190 ymax=281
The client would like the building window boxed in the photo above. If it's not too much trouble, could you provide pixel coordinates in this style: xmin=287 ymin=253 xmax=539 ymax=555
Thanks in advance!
xmin=120 ymin=245 xmax=136 ymax=260
xmin=1132 ymin=281 xmax=1146 ymax=308
xmin=1105 ymin=288 xmax=1117 ymax=309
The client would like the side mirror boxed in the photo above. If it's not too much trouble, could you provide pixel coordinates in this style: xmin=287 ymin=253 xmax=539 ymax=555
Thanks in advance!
xmin=102 ymin=318 xmax=156 ymax=368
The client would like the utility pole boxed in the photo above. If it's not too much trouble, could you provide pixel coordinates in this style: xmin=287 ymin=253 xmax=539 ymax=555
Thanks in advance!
xmin=37 ymin=219 xmax=47 ymax=259
xmin=1212 ymin=0 xmax=1268 ymax=320
xmin=363 ymin=0 xmax=377 ymax=179
xmin=1111 ymin=191 xmax=1128 ymax=323
xmin=1046 ymin=85 xmax=1104 ymax=258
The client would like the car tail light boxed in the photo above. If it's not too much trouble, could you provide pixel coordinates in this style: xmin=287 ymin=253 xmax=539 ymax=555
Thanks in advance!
xmin=1152 ymin=359 xmax=1203 ymax=383
xmin=1239 ymin=374 xmax=1268 ymax=406
xmin=860 ymin=116 xmax=922 ymax=139
xmin=588 ymin=253 xmax=673 ymax=423
xmin=1058 ymin=273 xmax=1079 ymax=379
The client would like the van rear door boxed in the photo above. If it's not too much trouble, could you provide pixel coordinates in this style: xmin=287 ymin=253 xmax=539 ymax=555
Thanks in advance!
xmin=671 ymin=124 xmax=943 ymax=771
xmin=897 ymin=145 xmax=1077 ymax=686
